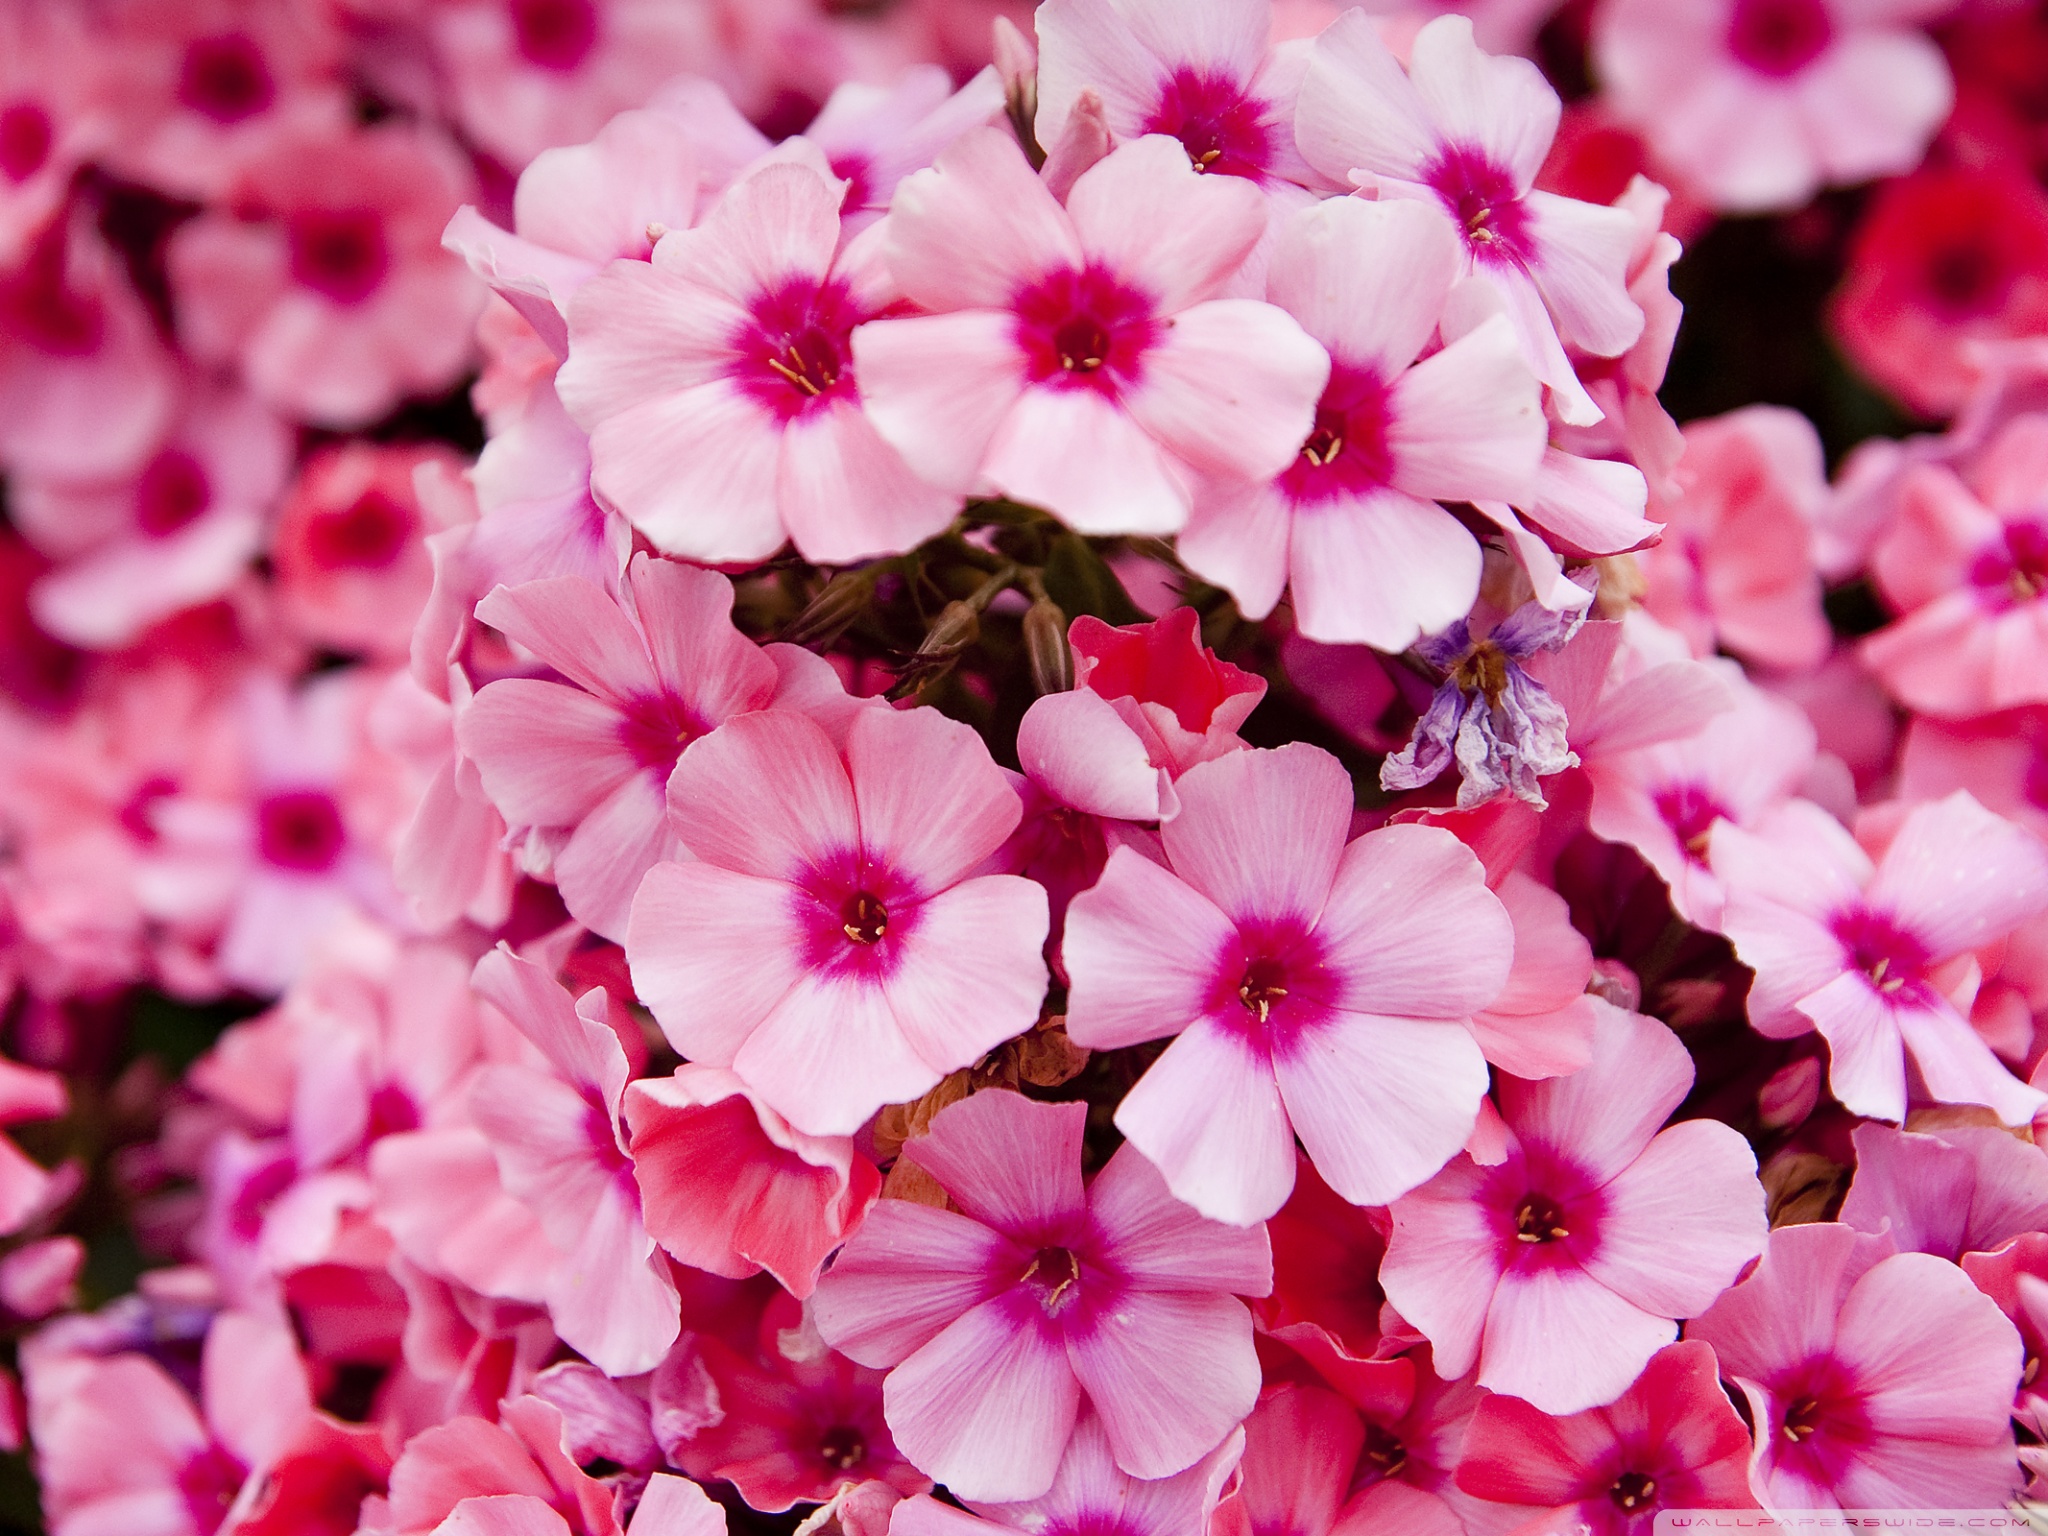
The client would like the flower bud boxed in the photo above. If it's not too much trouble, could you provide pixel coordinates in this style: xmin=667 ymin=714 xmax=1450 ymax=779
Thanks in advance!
xmin=1023 ymin=596 xmax=1072 ymax=694
xmin=783 ymin=568 xmax=875 ymax=650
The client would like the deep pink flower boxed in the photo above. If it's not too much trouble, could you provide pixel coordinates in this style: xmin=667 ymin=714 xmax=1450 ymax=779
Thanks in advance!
xmin=852 ymin=128 xmax=1328 ymax=534
xmin=1595 ymin=0 xmax=1952 ymax=214
xmin=167 ymin=121 xmax=481 ymax=429
xmin=1713 ymin=791 xmax=2048 ymax=1124
xmin=1295 ymin=13 xmax=1643 ymax=426
xmin=560 ymin=155 xmax=954 ymax=565
xmin=465 ymin=945 xmax=679 ymax=1377
xmin=1455 ymin=1339 xmax=1758 ymax=1533
xmin=1839 ymin=1120 xmax=2048 ymax=1263
xmin=1384 ymin=1003 xmax=1767 ymax=1413
xmin=1178 ymin=195 xmax=1545 ymax=649
xmin=624 ymin=1064 xmax=879 ymax=1297
xmin=10 ymin=382 xmax=290 ymax=651
xmin=1688 ymin=1222 xmax=2025 ymax=1509
xmin=811 ymin=1091 xmax=1270 ymax=1500
xmin=1864 ymin=417 xmax=2048 ymax=718
xmin=1034 ymin=0 xmax=1319 ymax=188
xmin=458 ymin=554 xmax=778 ymax=942
xmin=626 ymin=705 xmax=1048 ymax=1138
xmin=889 ymin=1412 xmax=1241 ymax=1536
xmin=1065 ymin=742 xmax=1510 ymax=1224
xmin=0 ymin=6 xmax=115 ymax=270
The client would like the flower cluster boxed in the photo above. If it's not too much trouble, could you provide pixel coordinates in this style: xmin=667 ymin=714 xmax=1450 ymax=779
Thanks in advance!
xmin=6 ymin=0 xmax=2048 ymax=1532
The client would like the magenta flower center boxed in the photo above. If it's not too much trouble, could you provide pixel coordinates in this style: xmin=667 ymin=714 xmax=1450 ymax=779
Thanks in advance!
xmin=135 ymin=449 xmax=214 ymax=538
xmin=1237 ymin=955 xmax=1290 ymax=1025
xmin=817 ymin=1424 xmax=866 ymax=1471
xmin=1141 ymin=69 xmax=1277 ymax=180
xmin=1360 ymin=1422 xmax=1407 ymax=1480
xmin=1014 ymin=267 xmax=1162 ymax=392
xmin=306 ymin=487 xmax=413 ymax=569
xmin=1020 ymin=1245 xmax=1083 ymax=1317
xmin=619 ymin=694 xmax=707 ymax=775
xmin=1653 ymin=781 xmax=1730 ymax=862
xmin=841 ymin=891 xmax=889 ymax=945
xmin=737 ymin=279 xmax=860 ymax=421
xmin=288 ymin=209 xmax=391 ymax=305
xmin=1213 ymin=920 xmax=1330 ymax=1041
xmin=1609 ymin=1470 xmax=1657 ymax=1511
xmin=0 ymin=99 xmax=53 ymax=184
xmin=1830 ymin=906 xmax=1929 ymax=1000
xmin=511 ymin=0 xmax=599 ymax=72
xmin=119 ymin=774 xmax=179 ymax=844
xmin=1514 ymin=1194 xmax=1570 ymax=1243
xmin=1921 ymin=236 xmax=2012 ymax=319
xmin=1422 ymin=145 xmax=1532 ymax=266
xmin=178 ymin=1442 xmax=247 ymax=1536
xmin=1970 ymin=518 xmax=2048 ymax=607
xmin=1280 ymin=364 xmax=1397 ymax=505
xmin=1727 ymin=0 xmax=1835 ymax=78
xmin=257 ymin=789 xmax=347 ymax=873
xmin=178 ymin=33 xmax=276 ymax=124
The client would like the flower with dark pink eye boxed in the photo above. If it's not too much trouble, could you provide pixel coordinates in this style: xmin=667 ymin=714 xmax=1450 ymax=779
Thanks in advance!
xmin=134 ymin=449 xmax=213 ymax=539
xmin=0 ymin=99 xmax=52 ymax=184
xmin=1422 ymin=145 xmax=1534 ymax=267
xmin=735 ymin=279 xmax=860 ymax=420
xmin=288 ymin=209 xmax=390 ymax=306
xmin=178 ymin=33 xmax=275 ymax=125
xmin=1143 ymin=70 xmax=1281 ymax=180
xmin=256 ymin=789 xmax=347 ymax=874
xmin=1654 ymin=782 xmax=1731 ymax=864
xmin=1278 ymin=365 xmax=1397 ymax=505
xmin=304 ymin=486 xmax=413 ymax=570
xmin=1726 ymin=0 xmax=1835 ymax=78
xmin=1013 ymin=267 xmax=1162 ymax=391
xmin=510 ymin=0 xmax=598 ymax=72
xmin=1970 ymin=518 xmax=2048 ymax=608
xmin=1830 ymin=906 xmax=1931 ymax=1004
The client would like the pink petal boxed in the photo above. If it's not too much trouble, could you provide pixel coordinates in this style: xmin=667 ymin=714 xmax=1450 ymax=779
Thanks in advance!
xmin=1479 ymin=1263 xmax=1677 ymax=1414
xmin=1835 ymin=1250 xmax=2022 ymax=1445
xmin=850 ymin=310 xmax=1032 ymax=495
xmin=1063 ymin=845 xmax=1239 ymax=1051
xmin=1162 ymin=743 xmax=1351 ymax=925
xmin=886 ymin=127 xmax=1082 ymax=312
xmin=202 ymin=1311 xmax=312 ymax=1471
xmin=666 ymin=709 xmax=857 ymax=881
xmin=1065 ymin=1287 xmax=1259 ymax=1481
xmin=459 ymin=680 xmax=636 ymax=829
xmin=627 ymin=556 xmax=778 ymax=723
xmin=1273 ymin=1011 xmax=1490 ymax=1207
xmin=1406 ymin=15 xmax=1559 ymax=188
xmin=437 ymin=1495 xmax=574 ymax=1536
xmin=1226 ymin=1384 xmax=1364 ymax=1536
xmin=552 ymin=770 xmax=676 ymax=943
xmin=1686 ymin=1222 xmax=1892 ymax=1387
xmin=1468 ymin=872 xmax=1596 ymax=1079
xmin=473 ymin=574 xmax=660 ymax=702
xmin=1869 ymin=791 xmax=2048 ymax=963
xmin=468 ymin=1066 xmax=618 ymax=1254
xmin=1065 ymin=136 xmax=1268 ymax=313
xmin=1269 ymin=196 xmax=1458 ymax=375
xmin=1522 ymin=189 xmax=1643 ymax=357
xmin=1381 ymin=1157 xmax=1508 ymax=1379
xmin=884 ymin=877 xmax=1051 ymax=1074
xmin=628 ymin=1475 xmax=729 ymax=1536
xmin=1178 ymin=479 xmax=1291 ymax=622
xmin=1796 ymin=970 xmax=1911 ymax=1123
xmin=1017 ymin=690 xmax=1170 ymax=821
xmin=886 ymin=1293 xmax=1080 ymax=1502
xmin=981 ymin=384 xmax=1190 ymax=536
xmin=471 ymin=947 xmax=626 ymax=1111
xmin=1498 ymin=1003 xmax=1695 ymax=1183
xmin=626 ymin=862 xmax=806 ymax=1068
xmin=1123 ymin=300 xmax=1329 ymax=486
xmin=1289 ymin=488 xmax=1484 ymax=652
xmin=1518 ymin=448 xmax=1659 ymax=557
xmin=846 ymin=705 xmax=1022 ymax=891
xmin=586 ymin=381 xmax=787 ymax=565
xmin=890 ymin=1497 xmax=995 ymax=1536
xmin=908 ymin=1093 xmax=1088 ymax=1240
xmin=1892 ymin=996 xmax=2047 ymax=1126
xmin=1387 ymin=313 xmax=1545 ymax=504
xmin=1084 ymin=1138 xmax=1273 ymax=1296
xmin=1295 ymin=11 xmax=1438 ymax=185
xmin=812 ymin=1200 xmax=1025 ymax=1367
xmin=1313 ymin=823 xmax=1511 ymax=1018
xmin=544 ymin=1179 xmax=681 ymax=1378
xmin=777 ymin=399 xmax=958 ymax=565
xmin=733 ymin=972 xmax=944 ymax=1138
xmin=1578 ymin=1120 xmax=1766 ymax=1319
xmin=1111 ymin=1017 xmax=1296 ymax=1227
xmin=557 ymin=262 xmax=750 ymax=424
xmin=653 ymin=160 xmax=838 ymax=304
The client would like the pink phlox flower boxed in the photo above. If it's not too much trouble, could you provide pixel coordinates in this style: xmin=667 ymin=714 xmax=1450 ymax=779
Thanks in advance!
xmin=445 ymin=108 xmax=704 ymax=360
xmin=668 ymin=1291 xmax=927 ymax=1512
xmin=0 ymin=210 xmax=179 ymax=482
xmin=625 ymin=704 xmax=1048 ymax=1139
xmin=8 ymin=380 xmax=287 ymax=652
xmin=1384 ymin=1002 xmax=1768 ymax=1414
xmin=464 ymin=945 xmax=679 ymax=1377
xmin=1033 ymin=0 xmax=1324 ymax=190
xmin=851 ymin=127 xmax=1329 ymax=535
xmin=1178 ymin=195 xmax=1546 ymax=648
xmin=1209 ymin=1381 xmax=1368 ymax=1536
xmin=137 ymin=670 xmax=416 ymax=996
xmin=1065 ymin=742 xmax=1509 ymax=1224
xmin=1381 ymin=583 xmax=1591 ymax=811
xmin=0 ymin=5 xmax=117 ymax=269
xmin=1585 ymin=669 xmax=1818 ymax=932
xmin=623 ymin=1063 xmax=880 ymax=1298
xmin=167 ymin=121 xmax=482 ymax=430
xmin=559 ymin=152 xmax=956 ymax=565
xmin=1296 ymin=13 xmax=1644 ymax=427
xmin=1453 ymin=1338 xmax=1760 ymax=1534
xmin=458 ymin=553 xmax=778 ymax=942
xmin=1688 ymin=1221 xmax=2025 ymax=1510
xmin=1839 ymin=1119 xmax=2048 ymax=1263
xmin=29 ymin=1307 xmax=314 ymax=1536
xmin=1960 ymin=1230 xmax=2048 ymax=1437
xmin=1712 ymin=790 xmax=2048 ymax=1125
xmin=1638 ymin=405 xmax=1833 ymax=674
xmin=1863 ymin=415 xmax=2048 ymax=719
xmin=889 ymin=1412 xmax=1242 ymax=1536
xmin=423 ymin=0 xmax=723 ymax=173
xmin=810 ymin=1090 xmax=1271 ymax=1501
xmin=1594 ymin=0 xmax=1953 ymax=214
xmin=526 ymin=1359 xmax=660 ymax=1476
xmin=100 ymin=0 xmax=351 ymax=204
xmin=1333 ymin=1350 xmax=1512 ymax=1536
